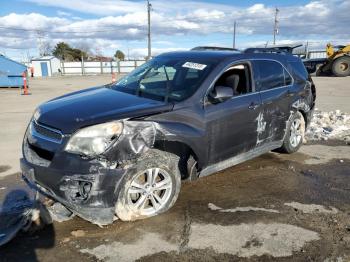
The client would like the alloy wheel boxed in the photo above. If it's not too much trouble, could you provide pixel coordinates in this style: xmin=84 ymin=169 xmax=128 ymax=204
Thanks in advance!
xmin=126 ymin=168 xmax=173 ymax=216
xmin=289 ymin=118 xmax=302 ymax=148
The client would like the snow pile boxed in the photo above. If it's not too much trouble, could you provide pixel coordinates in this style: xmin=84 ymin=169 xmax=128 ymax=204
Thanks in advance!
xmin=306 ymin=110 xmax=350 ymax=141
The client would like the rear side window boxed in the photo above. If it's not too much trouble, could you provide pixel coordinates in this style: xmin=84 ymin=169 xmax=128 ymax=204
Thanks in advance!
xmin=289 ymin=61 xmax=308 ymax=79
xmin=255 ymin=60 xmax=286 ymax=91
xmin=284 ymin=68 xmax=293 ymax=85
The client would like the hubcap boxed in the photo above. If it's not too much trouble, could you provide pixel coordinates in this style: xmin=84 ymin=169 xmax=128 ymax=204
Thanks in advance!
xmin=339 ymin=62 xmax=349 ymax=72
xmin=126 ymin=168 xmax=172 ymax=216
xmin=290 ymin=118 xmax=302 ymax=148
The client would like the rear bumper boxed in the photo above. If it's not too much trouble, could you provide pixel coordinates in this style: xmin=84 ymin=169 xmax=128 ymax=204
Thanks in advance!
xmin=20 ymin=156 xmax=127 ymax=225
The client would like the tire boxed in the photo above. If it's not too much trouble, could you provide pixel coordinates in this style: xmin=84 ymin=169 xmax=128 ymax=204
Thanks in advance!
xmin=332 ymin=56 xmax=350 ymax=77
xmin=115 ymin=149 xmax=181 ymax=221
xmin=279 ymin=111 xmax=305 ymax=154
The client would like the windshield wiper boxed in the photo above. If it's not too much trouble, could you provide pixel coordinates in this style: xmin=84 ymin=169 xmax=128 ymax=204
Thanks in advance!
xmin=163 ymin=66 xmax=172 ymax=103
xmin=135 ymin=68 xmax=152 ymax=97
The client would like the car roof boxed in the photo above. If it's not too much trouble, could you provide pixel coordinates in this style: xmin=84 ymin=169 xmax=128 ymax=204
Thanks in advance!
xmin=157 ymin=50 xmax=300 ymax=63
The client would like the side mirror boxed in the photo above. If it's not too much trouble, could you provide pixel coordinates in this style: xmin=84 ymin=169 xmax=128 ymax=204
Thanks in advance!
xmin=209 ymin=86 xmax=234 ymax=103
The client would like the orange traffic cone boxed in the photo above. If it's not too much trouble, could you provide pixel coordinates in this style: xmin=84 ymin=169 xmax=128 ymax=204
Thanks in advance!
xmin=112 ymin=72 xmax=116 ymax=83
xmin=21 ymin=72 xmax=30 ymax=95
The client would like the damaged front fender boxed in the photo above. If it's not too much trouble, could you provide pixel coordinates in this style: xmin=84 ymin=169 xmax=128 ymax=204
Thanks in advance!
xmin=103 ymin=120 xmax=203 ymax=166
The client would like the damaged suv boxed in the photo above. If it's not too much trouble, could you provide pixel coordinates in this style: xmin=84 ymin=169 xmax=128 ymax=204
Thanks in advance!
xmin=21 ymin=48 xmax=315 ymax=225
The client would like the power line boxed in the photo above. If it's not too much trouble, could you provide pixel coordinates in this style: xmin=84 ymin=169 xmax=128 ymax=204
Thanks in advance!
xmin=0 ymin=25 xmax=146 ymax=34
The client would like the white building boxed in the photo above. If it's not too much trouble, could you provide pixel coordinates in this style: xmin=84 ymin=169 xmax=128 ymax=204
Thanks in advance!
xmin=31 ymin=56 xmax=61 ymax=77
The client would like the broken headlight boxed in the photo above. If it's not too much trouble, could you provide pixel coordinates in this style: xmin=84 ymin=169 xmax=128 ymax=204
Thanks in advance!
xmin=65 ymin=121 xmax=123 ymax=156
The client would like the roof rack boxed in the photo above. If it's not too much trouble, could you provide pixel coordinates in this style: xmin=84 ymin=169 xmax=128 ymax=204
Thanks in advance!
xmin=191 ymin=46 xmax=239 ymax=52
xmin=244 ymin=44 xmax=302 ymax=54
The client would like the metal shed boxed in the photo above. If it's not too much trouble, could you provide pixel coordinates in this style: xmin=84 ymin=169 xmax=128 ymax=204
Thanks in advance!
xmin=31 ymin=56 xmax=61 ymax=77
xmin=0 ymin=54 xmax=27 ymax=87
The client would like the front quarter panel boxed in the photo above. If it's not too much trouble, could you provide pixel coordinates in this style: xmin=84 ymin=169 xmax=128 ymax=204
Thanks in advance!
xmin=102 ymin=101 xmax=207 ymax=168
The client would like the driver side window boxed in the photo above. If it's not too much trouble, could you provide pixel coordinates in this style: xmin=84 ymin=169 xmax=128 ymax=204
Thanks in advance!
xmin=215 ymin=63 xmax=252 ymax=95
xmin=208 ymin=63 xmax=253 ymax=103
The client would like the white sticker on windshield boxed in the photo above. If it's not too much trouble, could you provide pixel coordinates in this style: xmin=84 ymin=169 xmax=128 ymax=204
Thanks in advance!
xmin=182 ymin=62 xmax=207 ymax=70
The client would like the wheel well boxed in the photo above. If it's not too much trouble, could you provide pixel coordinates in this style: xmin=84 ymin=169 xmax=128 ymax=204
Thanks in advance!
xmin=298 ymin=110 xmax=308 ymax=128
xmin=154 ymin=140 xmax=198 ymax=180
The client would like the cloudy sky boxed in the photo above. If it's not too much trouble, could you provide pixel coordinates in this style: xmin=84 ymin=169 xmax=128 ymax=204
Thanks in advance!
xmin=0 ymin=0 xmax=349 ymax=61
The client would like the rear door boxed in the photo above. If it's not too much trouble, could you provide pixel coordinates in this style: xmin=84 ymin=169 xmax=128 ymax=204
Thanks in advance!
xmin=252 ymin=59 xmax=294 ymax=145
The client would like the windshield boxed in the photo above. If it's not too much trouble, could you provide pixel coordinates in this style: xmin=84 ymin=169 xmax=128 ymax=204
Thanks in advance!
xmin=111 ymin=57 xmax=218 ymax=102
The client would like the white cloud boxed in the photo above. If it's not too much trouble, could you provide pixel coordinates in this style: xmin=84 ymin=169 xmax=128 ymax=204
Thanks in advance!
xmin=24 ymin=0 xmax=145 ymax=16
xmin=129 ymin=47 xmax=187 ymax=59
xmin=0 ymin=0 xmax=349 ymax=59
xmin=56 ymin=10 xmax=72 ymax=17
xmin=0 ymin=12 xmax=68 ymax=30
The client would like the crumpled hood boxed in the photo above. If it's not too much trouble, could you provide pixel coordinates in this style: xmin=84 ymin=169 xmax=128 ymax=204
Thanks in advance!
xmin=36 ymin=86 xmax=172 ymax=134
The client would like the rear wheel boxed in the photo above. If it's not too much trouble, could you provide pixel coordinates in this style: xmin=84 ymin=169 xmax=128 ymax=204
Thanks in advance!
xmin=115 ymin=149 xmax=181 ymax=221
xmin=279 ymin=111 xmax=305 ymax=154
xmin=332 ymin=56 xmax=350 ymax=77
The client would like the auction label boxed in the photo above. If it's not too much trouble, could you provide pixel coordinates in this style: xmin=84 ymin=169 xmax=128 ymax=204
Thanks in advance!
xmin=182 ymin=62 xmax=207 ymax=70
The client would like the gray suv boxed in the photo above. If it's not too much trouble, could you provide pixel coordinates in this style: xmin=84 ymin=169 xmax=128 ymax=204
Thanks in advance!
xmin=21 ymin=49 xmax=316 ymax=225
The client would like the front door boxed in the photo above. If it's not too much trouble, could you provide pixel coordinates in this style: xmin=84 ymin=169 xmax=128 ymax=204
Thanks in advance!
xmin=205 ymin=62 xmax=262 ymax=164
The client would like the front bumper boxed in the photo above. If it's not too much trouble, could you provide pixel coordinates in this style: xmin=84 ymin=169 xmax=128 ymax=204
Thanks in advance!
xmin=20 ymin=136 xmax=128 ymax=225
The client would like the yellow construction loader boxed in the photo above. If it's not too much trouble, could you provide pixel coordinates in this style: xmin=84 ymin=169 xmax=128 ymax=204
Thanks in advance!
xmin=312 ymin=44 xmax=350 ymax=76
xmin=302 ymin=43 xmax=350 ymax=76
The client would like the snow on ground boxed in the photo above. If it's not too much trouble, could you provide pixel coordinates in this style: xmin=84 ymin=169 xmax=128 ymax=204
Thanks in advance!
xmin=306 ymin=110 xmax=350 ymax=141
xmin=284 ymin=202 xmax=339 ymax=214
xmin=208 ymin=203 xmax=280 ymax=213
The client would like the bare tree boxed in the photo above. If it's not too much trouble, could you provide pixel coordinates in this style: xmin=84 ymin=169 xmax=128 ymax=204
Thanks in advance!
xmin=76 ymin=42 xmax=93 ymax=58
xmin=36 ymin=31 xmax=52 ymax=56
xmin=38 ymin=40 xmax=52 ymax=56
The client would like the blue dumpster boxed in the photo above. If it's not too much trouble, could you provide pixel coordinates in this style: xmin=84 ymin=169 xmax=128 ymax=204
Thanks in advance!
xmin=0 ymin=54 xmax=27 ymax=87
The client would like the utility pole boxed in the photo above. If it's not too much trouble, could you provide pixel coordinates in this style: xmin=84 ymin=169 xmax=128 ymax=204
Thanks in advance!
xmin=273 ymin=7 xmax=279 ymax=45
xmin=233 ymin=21 xmax=237 ymax=49
xmin=305 ymin=41 xmax=309 ymax=58
xmin=147 ymin=0 xmax=152 ymax=60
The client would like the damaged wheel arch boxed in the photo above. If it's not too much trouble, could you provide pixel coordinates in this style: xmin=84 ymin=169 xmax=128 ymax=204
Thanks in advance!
xmin=114 ymin=149 xmax=181 ymax=221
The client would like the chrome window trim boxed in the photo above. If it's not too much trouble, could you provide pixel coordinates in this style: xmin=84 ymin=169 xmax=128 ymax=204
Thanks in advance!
xmin=203 ymin=57 xmax=295 ymax=105
xmin=203 ymin=59 xmax=256 ymax=104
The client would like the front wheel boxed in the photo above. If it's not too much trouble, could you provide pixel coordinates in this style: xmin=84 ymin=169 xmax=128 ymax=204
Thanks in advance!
xmin=115 ymin=149 xmax=181 ymax=221
xmin=279 ymin=111 xmax=305 ymax=154
xmin=332 ymin=56 xmax=350 ymax=77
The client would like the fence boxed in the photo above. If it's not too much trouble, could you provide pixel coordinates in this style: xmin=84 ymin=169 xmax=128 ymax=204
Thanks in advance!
xmin=294 ymin=50 xmax=327 ymax=59
xmin=60 ymin=60 xmax=146 ymax=75
xmin=305 ymin=51 xmax=327 ymax=59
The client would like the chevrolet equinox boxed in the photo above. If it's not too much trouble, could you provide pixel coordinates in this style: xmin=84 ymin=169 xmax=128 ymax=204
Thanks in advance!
xmin=21 ymin=49 xmax=316 ymax=225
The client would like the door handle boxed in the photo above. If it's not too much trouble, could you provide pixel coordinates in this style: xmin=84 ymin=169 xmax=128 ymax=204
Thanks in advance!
xmin=248 ymin=102 xmax=260 ymax=110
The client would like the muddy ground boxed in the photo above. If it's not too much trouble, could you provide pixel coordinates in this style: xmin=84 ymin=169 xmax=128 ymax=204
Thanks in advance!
xmin=0 ymin=141 xmax=349 ymax=262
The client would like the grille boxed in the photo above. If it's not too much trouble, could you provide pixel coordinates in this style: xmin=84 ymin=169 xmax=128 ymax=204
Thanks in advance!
xmin=32 ymin=121 xmax=62 ymax=143
xmin=28 ymin=142 xmax=55 ymax=161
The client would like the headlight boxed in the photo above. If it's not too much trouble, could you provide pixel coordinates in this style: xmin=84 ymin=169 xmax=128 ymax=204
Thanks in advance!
xmin=65 ymin=121 xmax=123 ymax=156
xmin=33 ymin=108 xmax=41 ymax=121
